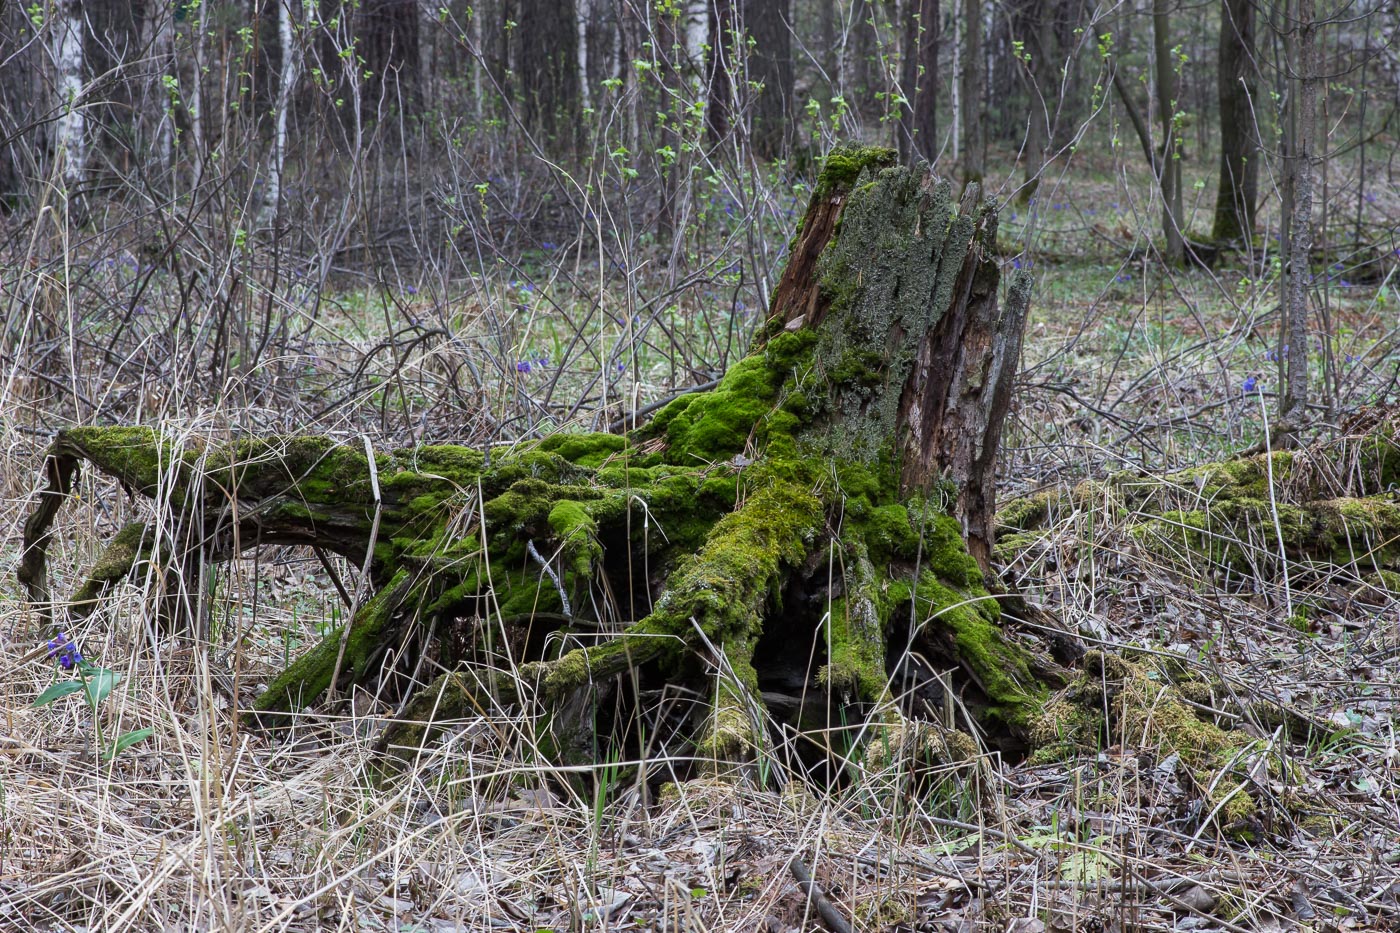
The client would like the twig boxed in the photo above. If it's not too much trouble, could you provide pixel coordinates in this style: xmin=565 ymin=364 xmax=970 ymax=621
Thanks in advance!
xmin=787 ymin=856 xmax=853 ymax=933
xmin=605 ymin=378 xmax=721 ymax=434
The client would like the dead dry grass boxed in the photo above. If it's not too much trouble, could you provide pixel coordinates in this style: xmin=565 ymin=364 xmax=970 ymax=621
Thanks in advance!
xmin=3 ymin=138 xmax=1400 ymax=932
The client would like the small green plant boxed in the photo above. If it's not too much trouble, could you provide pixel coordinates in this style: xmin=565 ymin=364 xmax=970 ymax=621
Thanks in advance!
xmin=34 ymin=632 xmax=153 ymax=762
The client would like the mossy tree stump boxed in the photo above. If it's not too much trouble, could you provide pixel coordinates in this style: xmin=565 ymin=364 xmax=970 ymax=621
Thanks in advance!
xmin=22 ymin=148 xmax=1052 ymax=780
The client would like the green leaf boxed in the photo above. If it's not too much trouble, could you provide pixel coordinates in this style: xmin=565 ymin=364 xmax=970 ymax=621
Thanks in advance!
xmin=1060 ymin=850 xmax=1112 ymax=883
xmin=103 ymin=728 xmax=155 ymax=761
xmin=33 ymin=680 xmax=85 ymax=708
xmin=84 ymin=668 xmax=123 ymax=706
xmin=690 ymin=888 xmax=707 ymax=898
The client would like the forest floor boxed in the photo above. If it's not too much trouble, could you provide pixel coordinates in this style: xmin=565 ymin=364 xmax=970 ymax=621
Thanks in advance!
xmin=2 ymin=145 xmax=1400 ymax=931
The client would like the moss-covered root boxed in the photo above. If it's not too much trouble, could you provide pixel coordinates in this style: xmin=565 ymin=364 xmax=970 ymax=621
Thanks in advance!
xmin=67 ymin=521 xmax=152 ymax=619
xmin=1031 ymin=651 xmax=1261 ymax=835
xmin=17 ymin=446 xmax=79 ymax=620
xmin=694 ymin=638 xmax=767 ymax=768
xmin=250 ymin=568 xmax=421 ymax=718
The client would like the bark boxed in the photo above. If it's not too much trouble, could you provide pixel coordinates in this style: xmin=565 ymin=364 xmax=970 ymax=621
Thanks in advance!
xmin=516 ymin=0 xmax=581 ymax=154
xmin=1211 ymin=0 xmax=1258 ymax=244
xmin=898 ymin=0 xmax=938 ymax=163
xmin=960 ymin=0 xmax=984 ymax=182
xmin=359 ymin=0 xmax=422 ymax=118
xmin=51 ymin=0 xmax=87 ymax=215
xmin=1279 ymin=0 xmax=1316 ymax=430
xmin=263 ymin=0 xmax=299 ymax=228
xmin=1018 ymin=0 xmax=1055 ymax=200
xmin=743 ymin=0 xmax=794 ymax=159
xmin=706 ymin=0 xmax=737 ymax=141
xmin=146 ymin=0 xmax=175 ymax=179
xmin=1153 ymin=0 xmax=1185 ymax=265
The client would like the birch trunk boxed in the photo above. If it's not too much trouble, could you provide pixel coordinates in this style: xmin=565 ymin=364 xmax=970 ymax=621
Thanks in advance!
xmin=263 ymin=0 xmax=299 ymax=229
xmin=50 ymin=0 xmax=86 ymax=207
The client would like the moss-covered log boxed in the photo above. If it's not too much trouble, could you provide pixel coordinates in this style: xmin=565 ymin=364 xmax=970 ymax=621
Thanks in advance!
xmin=19 ymin=149 xmax=1270 ymax=829
xmin=997 ymin=405 xmax=1400 ymax=585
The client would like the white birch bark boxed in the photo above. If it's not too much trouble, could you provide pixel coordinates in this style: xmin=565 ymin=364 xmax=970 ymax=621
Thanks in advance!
xmin=51 ymin=0 xmax=86 ymax=197
xmin=146 ymin=0 xmax=175 ymax=176
xmin=577 ymin=0 xmax=591 ymax=111
xmin=263 ymin=0 xmax=299 ymax=228
xmin=685 ymin=0 xmax=708 ymax=79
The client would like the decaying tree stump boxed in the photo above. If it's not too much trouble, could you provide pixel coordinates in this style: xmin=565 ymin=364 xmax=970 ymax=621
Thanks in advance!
xmin=22 ymin=148 xmax=1295 ymax=830
xmin=20 ymin=146 xmax=1044 ymax=750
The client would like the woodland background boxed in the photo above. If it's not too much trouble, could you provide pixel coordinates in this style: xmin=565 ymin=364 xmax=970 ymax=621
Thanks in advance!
xmin=1 ymin=0 xmax=1399 ymax=930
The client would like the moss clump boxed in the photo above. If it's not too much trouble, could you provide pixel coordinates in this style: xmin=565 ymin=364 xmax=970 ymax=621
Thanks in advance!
xmin=70 ymin=522 xmax=150 ymax=615
xmin=996 ymin=490 xmax=1054 ymax=532
xmin=1032 ymin=651 xmax=1259 ymax=832
xmin=649 ymin=329 xmax=818 ymax=464
xmin=812 ymin=144 xmax=897 ymax=200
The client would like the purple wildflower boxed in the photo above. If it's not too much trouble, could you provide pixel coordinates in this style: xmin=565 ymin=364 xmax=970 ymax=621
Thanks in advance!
xmin=516 ymin=361 xmax=532 ymax=374
xmin=46 ymin=632 xmax=83 ymax=671
xmin=1242 ymin=375 xmax=1258 ymax=394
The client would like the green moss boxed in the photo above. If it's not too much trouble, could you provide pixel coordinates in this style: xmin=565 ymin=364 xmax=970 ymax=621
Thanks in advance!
xmin=820 ymin=547 xmax=888 ymax=699
xmin=1032 ymin=652 xmax=1259 ymax=831
xmin=651 ymin=330 xmax=818 ymax=464
xmin=70 ymin=521 xmax=150 ymax=615
xmin=547 ymin=499 xmax=603 ymax=578
xmin=916 ymin=572 xmax=1041 ymax=728
xmin=813 ymin=144 xmax=897 ymax=199
xmin=254 ymin=569 xmax=419 ymax=713
xmin=996 ymin=491 xmax=1053 ymax=531
xmin=538 ymin=432 xmax=628 ymax=467
xmin=864 ymin=504 xmax=919 ymax=563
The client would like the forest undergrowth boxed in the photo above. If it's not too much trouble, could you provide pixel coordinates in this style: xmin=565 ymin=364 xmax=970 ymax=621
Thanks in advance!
xmin=2 ymin=141 xmax=1400 ymax=932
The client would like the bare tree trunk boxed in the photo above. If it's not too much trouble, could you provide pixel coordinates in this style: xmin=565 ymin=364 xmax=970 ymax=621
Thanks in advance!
xmin=1153 ymin=0 xmax=1184 ymax=264
xmin=263 ymin=0 xmax=299 ymax=229
xmin=1019 ymin=0 xmax=1054 ymax=199
xmin=360 ymin=0 xmax=422 ymax=118
xmin=516 ymin=0 xmax=581 ymax=155
xmin=707 ymin=0 xmax=737 ymax=141
xmin=1279 ymin=0 xmax=1316 ymax=429
xmin=743 ymin=0 xmax=794 ymax=158
xmin=898 ymin=0 xmax=939 ymax=162
xmin=147 ymin=0 xmax=175 ymax=180
xmin=51 ymin=0 xmax=87 ymax=215
xmin=577 ymin=0 xmax=591 ymax=113
xmin=1212 ymin=0 xmax=1257 ymax=243
xmin=961 ymin=0 xmax=984 ymax=182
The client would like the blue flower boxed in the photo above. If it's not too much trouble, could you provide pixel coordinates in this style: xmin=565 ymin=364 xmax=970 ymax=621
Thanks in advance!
xmin=516 ymin=361 xmax=531 ymax=374
xmin=1115 ymin=273 xmax=1132 ymax=283
xmin=541 ymin=242 xmax=557 ymax=250
xmin=1242 ymin=375 xmax=1258 ymax=394
xmin=46 ymin=632 xmax=83 ymax=671
xmin=404 ymin=285 xmax=418 ymax=295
